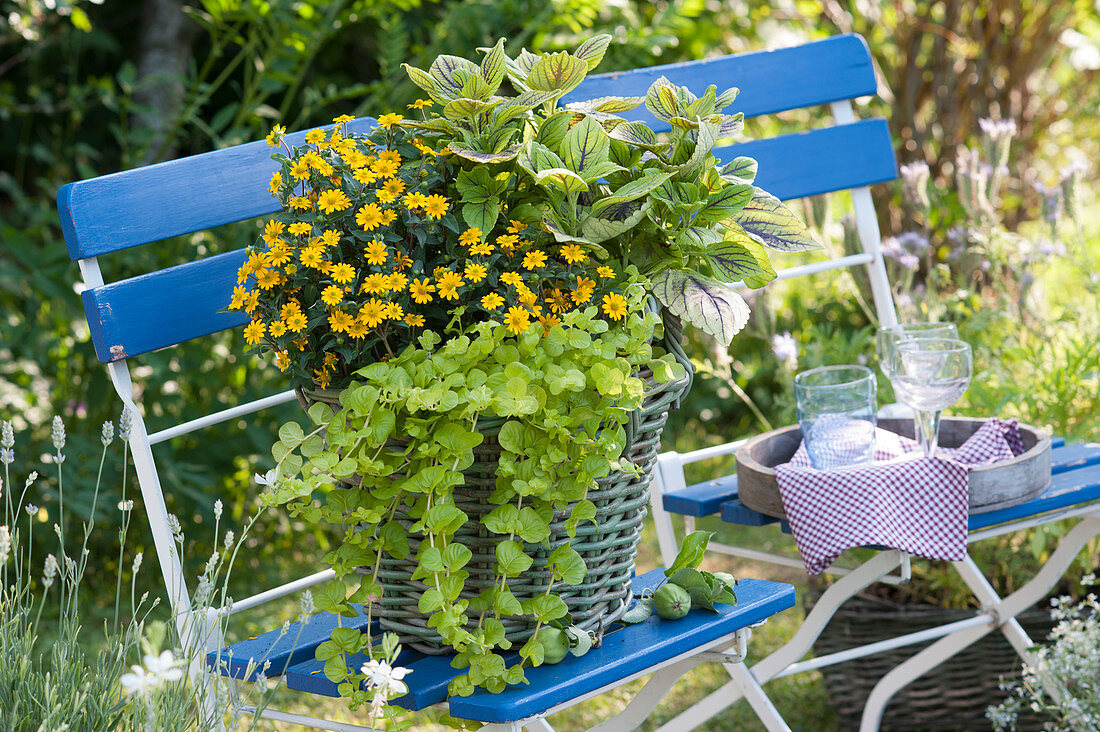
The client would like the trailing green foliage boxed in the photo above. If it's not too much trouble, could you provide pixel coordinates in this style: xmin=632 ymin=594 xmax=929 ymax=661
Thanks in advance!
xmin=266 ymin=281 xmax=685 ymax=700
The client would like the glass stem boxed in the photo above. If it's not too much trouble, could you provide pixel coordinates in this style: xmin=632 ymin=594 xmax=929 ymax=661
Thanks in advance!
xmin=914 ymin=409 xmax=941 ymax=458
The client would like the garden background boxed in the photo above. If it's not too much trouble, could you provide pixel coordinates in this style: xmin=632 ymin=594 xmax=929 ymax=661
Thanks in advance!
xmin=1 ymin=0 xmax=1098 ymax=729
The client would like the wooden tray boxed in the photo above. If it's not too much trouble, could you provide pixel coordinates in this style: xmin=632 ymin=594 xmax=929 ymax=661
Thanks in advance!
xmin=736 ymin=417 xmax=1052 ymax=520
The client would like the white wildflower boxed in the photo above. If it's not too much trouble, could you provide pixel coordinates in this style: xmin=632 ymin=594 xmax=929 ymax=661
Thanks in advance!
xmin=51 ymin=416 xmax=66 ymax=462
xmin=100 ymin=421 xmax=114 ymax=447
xmin=360 ymin=658 xmax=411 ymax=698
xmin=300 ymin=589 xmax=315 ymax=621
xmin=43 ymin=553 xmax=59 ymax=588
xmin=132 ymin=551 xmax=143 ymax=574
xmin=223 ymin=530 xmax=235 ymax=550
xmin=213 ymin=499 xmax=223 ymax=520
xmin=25 ymin=504 xmax=37 ymax=516
xmin=770 ymin=332 xmax=798 ymax=368
xmin=0 ymin=420 xmax=13 ymax=465
xmin=120 ymin=650 xmax=184 ymax=696
xmin=0 ymin=526 xmax=10 ymax=565
xmin=25 ymin=471 xmax=37 ymax=488
xmin=166 ymin=514 xmax=182 ymax=541
xmin=254 ymin=469 xmax=278 ymax=487
xmin=118 ymin=500 xmax=133 ymax=512
xmin=118 ymin=408 xmax=133 ymax=441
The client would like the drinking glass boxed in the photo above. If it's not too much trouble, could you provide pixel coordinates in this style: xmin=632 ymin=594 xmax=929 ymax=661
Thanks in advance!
xmin=793 ymin=365 xmax=877 ymax=470
xmin=888 ymin=338 xmax=972 ymax=458
xmin=876 ymin=322 xmax=959 ymax=381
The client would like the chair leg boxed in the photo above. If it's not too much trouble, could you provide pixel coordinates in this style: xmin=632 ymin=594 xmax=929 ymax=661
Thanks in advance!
xmin=650 ymin=457 xmax=683 ymax=567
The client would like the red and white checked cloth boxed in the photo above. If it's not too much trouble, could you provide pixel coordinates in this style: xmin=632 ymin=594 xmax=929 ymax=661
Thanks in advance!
xmin=775 ymin=418 xmax=1025 ymax=574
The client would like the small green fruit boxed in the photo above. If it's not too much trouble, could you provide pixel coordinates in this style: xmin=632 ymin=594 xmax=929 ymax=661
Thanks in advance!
xmin=535 ymin=627 xmax=570 ymax=665
xmin=714 ymin=571 xmax=737 ymax=590
xmin=653 ymin=583 xmax=691 ymax=620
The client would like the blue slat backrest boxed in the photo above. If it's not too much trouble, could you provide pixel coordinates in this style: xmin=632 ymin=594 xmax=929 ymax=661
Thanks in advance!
xmin=569 ymin=34 xmax=877 ymax=129
xmin=61 ymin=34 xmax=896 ymax=365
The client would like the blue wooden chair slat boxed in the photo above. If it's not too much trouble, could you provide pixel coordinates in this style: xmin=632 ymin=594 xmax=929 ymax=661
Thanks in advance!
xmin=57 ymin=118 xmax=378 ymax=260
xmin=81 ymin=249 xmax=248 ymax=362
xmin=206 ymin=605 xmax=375 ymax=681
xmin=570 ymin=33 xmax=876 ymax=132
xmin=662 ymin=473 xmax=739 ymax=517
xmin=273 ymin=569 xmax=795 ymax=722
xmin=723 ymin=119 xmax=897 ymax=201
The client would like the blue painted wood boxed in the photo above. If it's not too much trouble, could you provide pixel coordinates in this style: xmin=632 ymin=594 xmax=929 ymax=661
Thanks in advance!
xmin=1052 ymin=436 xmax=1066 ymax=449
xmin=1049 ymin=440 xmax=1100 ymax=475
xmin=206 ymin=605 xmax=375 ymax=681
xmin=663 ymin=474 xmax=739 ymax=517
xmin=970 ymin=449 xmax=1100 ymax=531
xmin=282 ymin=568 xmax=795 ymax=718
xmin=720 ymin=497 xmax=788 ymax=529
xmin=57 ymin=118 xmax=377 ymax=260
xmin=569 ymin=34 xmax=876 ymax=132
xmin=81 ymin=249 xmax=248 ymax=363
xmin=449 ymin=570 xmax=795 ymax=723
xmin=719 ymin=119 xmax=897 ymax=201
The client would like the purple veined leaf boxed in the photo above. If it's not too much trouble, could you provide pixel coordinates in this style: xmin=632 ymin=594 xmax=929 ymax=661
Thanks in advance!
xmin=607 ymin=121 xmax=664 ymax=151
xmin=714 ymin=86 xmax=740 ymax=110
xmin=574 ymin=35 xmax=612 ymax=70
xmin=696 ymin=182 xmax=754 ymax=223
xmin=719 ymin=156 xmax=758 ymax=184
xmin=734 ymin=188 xmax=821 ymax=251
xmin=527 ymin=52 xmax=588 ymax=95
xmin=717 ymin=112 xmax=744 ymax=138
xmin=479 ymin=38 xmax=507 ymax=91
xmin=672 ymin=118 xmax=721 ymax=177
xmin=561 ymin=115 xmax=610 ymax=176
xmin=645 ymin=76 xmax=680 ymax=122
xmin=580 ymin=201 xmax=651 ymax=244
xmin=651 ymin=269 xmax=750 ymax=347
xmin=429 ymin=55 xmax=480 ymax=97
xmin=564 ymin=95 xmax=645 ymax=114
xmin=534 ymin=168 xmax=589 ymax=194
xmin=442 ymin=98 xmax=499 ymax=121
xmin=707 ymin=224 xmax=777 ymax=288
xmin=447 ymin=143 xmax=522 ymax=164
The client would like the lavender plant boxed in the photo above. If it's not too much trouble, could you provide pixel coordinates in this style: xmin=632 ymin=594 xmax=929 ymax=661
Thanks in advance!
xmin=0 ymin=415 xmax=287 ymax=730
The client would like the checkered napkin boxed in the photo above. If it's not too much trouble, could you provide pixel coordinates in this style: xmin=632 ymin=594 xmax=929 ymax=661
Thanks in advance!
xmin=775 ymin=418 xmax=1025 ymax=574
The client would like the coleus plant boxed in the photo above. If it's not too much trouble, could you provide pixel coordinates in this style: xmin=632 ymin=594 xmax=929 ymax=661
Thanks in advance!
xmin=402 ymin=34 xmax=820 ymax=346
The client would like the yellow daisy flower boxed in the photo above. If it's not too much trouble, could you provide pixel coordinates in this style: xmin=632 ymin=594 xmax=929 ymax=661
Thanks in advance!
xmin=317 ymin=189 xmax=352 ymax=215
xmin=265 ymin=124 xmax=286 ymax=148
xmin=290 ymin=159 xmax=311 ymax=180
xmin=407 ymin=99 xmax=433 ymax=110
xmin=319 ymin=229 xmax=341 ymax=248
xmin=333 ymin=114 xmax=355 ymax=124
xmin=601 ymin=292 xmax=627 ymax=321
xmin=358 ymin=298 xmax=387 ymax=327
xmin=285 ymin=311 xmax=308 ymax=333
xmin=288 ymin=221 xmax=311 ymax=236
xmin=469 ymin=240 xmax=494 ymax=256
xmin=422 ymin=194 xmax=449 ymax=219
xmin=328 ymin=309 xmax=354 ymax=332
xmin=269 ymin=320 xmax=288 ymax=338
xmin=353 ymin=167 xmax=380 ymax=185
xmin=377 ymin=113 xmax=403 ymax=129
xmin=372 ymin=158 xmax=400 ymax=178
xmin=572 ymin=276 xmax=596 ymax=304
xmin=243 ymin=319 xmax=266 ymax=345
xmin=364 ymin=241 xmax=388 ymax=266
xmin=459 ymin=228 xmax=482 ymax=246
xmin=289 ymin=195 xmax=313 ymax=211
xmin=522 ymin=250 xmax=547 ymax=270
xmin=500 ymin=272 xmax=524 ymax=288
xmin=254 ymin=268 xmax=281 ymax=290
xmin=321 ymin=285 xmax=344 ymax=306
xmin=436 ymin=270 xmax=465 ymax=300
xmin=409 ymin=278 xmax=435 ymax=304
xmin=546 ymin=288 xmax=570 ymax=314
xmin=463 ymin=263 xmax=487 ymax=283
xmin=356 ymin=203 xmax=385 ymax=230
xmin=503 ymin=306 xmax=531 ymax=335
xmin=300 ymin=247 xmax=326 ymax=269
xmin=360 ymin=272 xmax=389 ymax=294
xmin=268 ymin=170 xmax=283 ymax=197
xmin=383 ymin=302 xmax=404 ymax=320
xmin=506 ymin=220 xmax=526 ymax=234
xmin=404 ymin=312 xmax=425 ymax=327
xmin=388 ymin=272 xmax=408 ymax=292
xmin=481 ymin=293 xmax=504 ymax=310
xmin=559 ymin=244 xmax=587 ymax=264
xmin=329 ymin=262 xmax=356 ymax=284
xmin=304 ymin=129 xmax=325 ymax=144
xmin=274 ymin=350 xmax=290 ymax=371
xmin=597 ymin=266 xmax=616 ymax=279
xmin=346 ymin=319 xmax=371 ymax=338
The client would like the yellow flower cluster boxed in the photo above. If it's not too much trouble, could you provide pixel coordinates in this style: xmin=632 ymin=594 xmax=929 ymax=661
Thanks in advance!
xmin=232 ymin=113 xmax=634 ymax=388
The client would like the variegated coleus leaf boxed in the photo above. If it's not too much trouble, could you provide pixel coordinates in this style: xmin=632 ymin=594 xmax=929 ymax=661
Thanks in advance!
xmin=732 ymin=188 xmax=821 ymax=252
xmin=447 ymin=143 xmax=522 ymax=164
xmin=651 ymin=269 xmax=751 ymax=347
xmin=645 ymin=76 xmax=680 ymax=122
xmin=573 ymin=35 xmax=612 ymax=70
xmin=580 ymin=200 xmax=652 ymax=244
xmin=590 ymin=171 xmax=671 ymax=217
xmin=527 ymin=52 xmax=588 ymax=96
xmin=429 ymin=54 xmax=481 ymax=99
xmin=607 ymin=121 xmax=664 ymax=151
xmin=707 ymin=223 xmax=777 ymax=288
xmin=561 ymin=115 xmax=610 ymax=176
xmin=479 ymin=38 xmax=507 ymax=92
xmin=564 ymin=96 xmax=645 ymax=114
xmin=720 ymin=156 xmax=757 ymax=185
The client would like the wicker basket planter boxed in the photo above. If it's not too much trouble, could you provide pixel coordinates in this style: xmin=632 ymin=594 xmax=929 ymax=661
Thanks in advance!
xmin=810 ymin=592 xmax=1055 ymax=730
xmin=298 ymin=319 xmax=691 ymax=655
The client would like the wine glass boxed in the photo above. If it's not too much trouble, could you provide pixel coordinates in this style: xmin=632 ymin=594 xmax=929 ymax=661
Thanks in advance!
xmin=875 ymin=322 xmax=959 ymax=381
xmin=888 ymin=338 xmax=972 ymax=458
